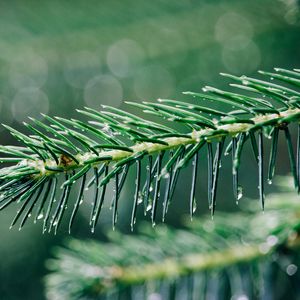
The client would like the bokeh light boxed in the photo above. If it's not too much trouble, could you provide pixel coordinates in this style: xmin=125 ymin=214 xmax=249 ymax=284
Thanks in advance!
xmin=11 ymin=88 xmax=49 ymax=123
xmin=64 ymin=50 xmax=102 ymax=88
xmin=133 ymin=65 xmax=175 ymax=99
xmin=107 ymin=39 xmax=145 ymax=78
xmin=84 ymin=75 xmax=123 ymax=108
xmin=9 ymin=50 xmax=48 ymax=90
xmin=0 ymin=1 xmax=299 ymax=299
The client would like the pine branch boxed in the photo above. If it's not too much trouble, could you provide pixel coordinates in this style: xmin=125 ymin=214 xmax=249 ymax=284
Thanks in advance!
xmin=1 ymin=68 xmax=300 ymax=232
xmin=45 ymin=179 xmax=300 ymax=299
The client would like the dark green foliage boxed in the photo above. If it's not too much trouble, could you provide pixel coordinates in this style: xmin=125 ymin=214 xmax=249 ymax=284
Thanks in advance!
xmin=1 ymin=68 xmax=300 ymax=232
xmin=45 ymin=180 xmax=300 ymax=299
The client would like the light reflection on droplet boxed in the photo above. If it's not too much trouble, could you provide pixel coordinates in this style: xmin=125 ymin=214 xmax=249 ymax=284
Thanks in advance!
xmin=266 ymin=235 xmax=278 ymax=246
xmin=231 ymin=295 xmax=249 ymax=300
xmin=286 ymin=264 xmax=298 ymax=276
xmin=148 ymin=293 xmax=162 ymax=300
xmin=11 ymin=88 xmax=49 ymax=123
xmin=84 ymin=75 xmax=123 ymax=109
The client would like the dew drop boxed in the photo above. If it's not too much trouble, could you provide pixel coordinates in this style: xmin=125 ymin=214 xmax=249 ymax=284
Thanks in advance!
xmin=266 ymin=235 xmax=278 ymax=246
xmin=192 ymin=198 xmax=197 ymax=213
xmin=137 ymin=193 xmax=143 ymax=205
xmin=237 ymin=185 xmax=243 ymax=200
xmin=37 ymin=213 xmax=44 ymax=220
xmin=146 ymin=203 xmax=152 ymax=211
xmin=268 ymin=179 xmax=272 ymax=185
xmin=163 ymin=172 xmax=170 ymax=179
xmin=286 ymin=264 xmax=298 ymax=276
xmin=149 ymin=184 xmax=154 ymax=192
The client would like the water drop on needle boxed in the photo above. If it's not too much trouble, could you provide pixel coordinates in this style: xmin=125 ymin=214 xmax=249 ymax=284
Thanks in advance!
xmin=37 ymin=213 xmax=44 ymax=220
xmin=237 ymin=185 xmax=243 ymax=200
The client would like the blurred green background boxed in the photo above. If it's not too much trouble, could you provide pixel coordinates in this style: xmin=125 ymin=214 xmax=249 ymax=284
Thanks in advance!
xmin=0 ymin=0 xmax=300 ymax=299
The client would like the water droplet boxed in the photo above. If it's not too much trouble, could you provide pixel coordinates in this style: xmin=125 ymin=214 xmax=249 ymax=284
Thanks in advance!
xmin=286 ymin=264 xmax=298 ymax=276
xmin=137 ymin=193 xmax=143 ymax=205
xmin=28 ymin=213 xmax=32 ymax=218
xmin=234 ymin=295 xmax=249 ymax=300
xmin=146 ymin=203 xmax=152 ymax=211
xmin=266 ymin=235 xmax=278 ymax=246
xmin=37 ymin=213 xmax=44 ymax=220
xmin=79 ymin=199 xmax=83 ymax=205
xmin=149 ymin=184 xmax=154 ymax=192
xmin=163 ymin=172 xmax=170 ymax=179
xmin=237 ymin=186 xmax=243 ymax=200
xmin=192 ymin=198 xmax=197 ymax=213
xmin=53 ymin=220 xmax=58 ymax=226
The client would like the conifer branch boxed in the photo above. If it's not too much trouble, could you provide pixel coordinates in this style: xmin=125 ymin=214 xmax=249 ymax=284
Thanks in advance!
xmin=45 ymin=182 xmax=300 ymax=299
xmin=1 ymin=68 xmax=300 ymax=232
